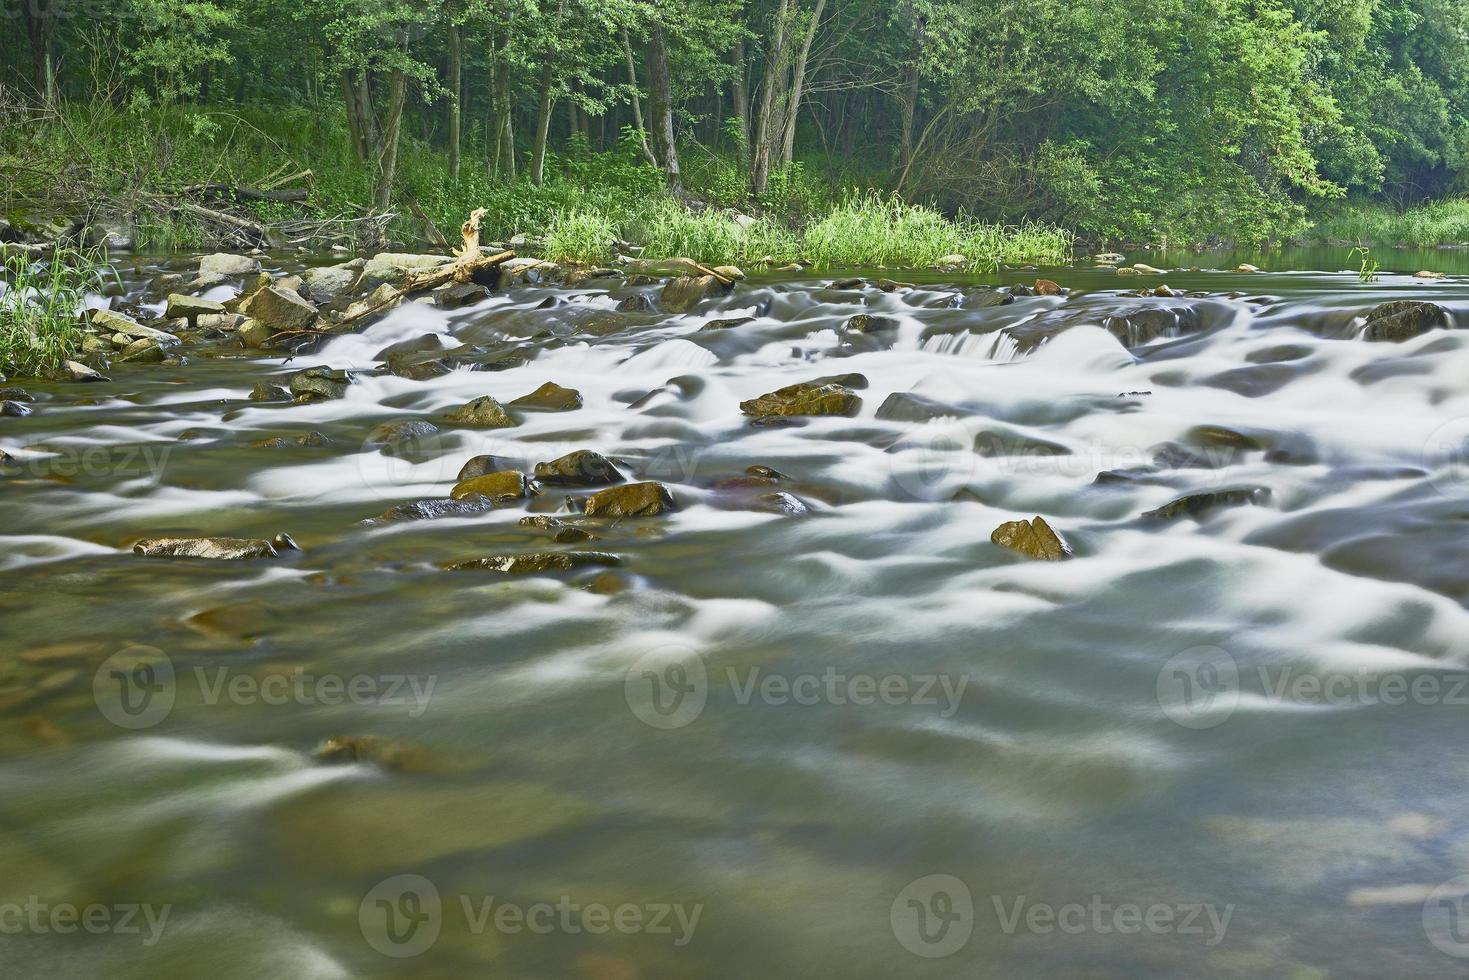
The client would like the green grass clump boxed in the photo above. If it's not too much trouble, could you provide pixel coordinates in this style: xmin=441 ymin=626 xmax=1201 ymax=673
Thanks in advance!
xmin=0 ymin=247 xmax=110 ymax=377
xmin=1310 ymin=199 xmax=1469 ymax=247
xmin=802 ymin=194 xmax=1073 ymax=270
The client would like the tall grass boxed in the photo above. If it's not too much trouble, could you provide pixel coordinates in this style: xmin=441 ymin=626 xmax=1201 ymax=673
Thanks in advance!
xmin=540 ymin=195 xmax=1072 ymax=270
xmin=1310 ymin=199 xmax=1469 ymax=246
xmin=0 ymin=247 xmax=109 ymax=377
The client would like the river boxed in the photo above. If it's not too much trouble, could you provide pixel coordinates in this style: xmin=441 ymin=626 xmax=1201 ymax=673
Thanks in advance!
xmin=1 ymin=245 xmax=1468 ymax=978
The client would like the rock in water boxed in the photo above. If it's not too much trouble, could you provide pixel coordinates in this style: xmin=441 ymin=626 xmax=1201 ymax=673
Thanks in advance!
xmin=374 ymin=496 xmax=499 ymax=522
xmin=302 ymin=261 xmax=364 ymax=303
xmin=165 ymin=294 xmax=226 ymax=321
xmin=740 ymin=381 xmax=863 ymax=419
xmin=289 ymin=367 xmax=353 ymax=402
xmin=843 ymin=314 xmax=897 ymax=333
xmin=1142 ymin=487 xmax=1270 ymax=520
xmin=59 ymin=361 xmax=108 ymax=382
xmin=534 ymin=450 xmax=623 ymax=486
xmin=443 ymin=552 xmax=622 ymax=573
xmin=450 ymin=470 xmax=529 ymax=501
xmin=364 ymin=419 xmax=439 ymax=455
xmin=198 ymin=252 xmax=262 ymax=276
xmin=441 ymin=395 xmax=518 ymax=428
xmin=991 ymin=516 xmax=1070 ymax=560
xmin=661 ymin=275 xmax=722 ymax=313
xmin=1360 ymin=301 xmax=1452 ymax=342
xmin=241 ymin=285 xmax=319 ymax=333
xmin=434 ymin=282 xmax=489 ymax=309
xmin=583 ymin=481 xmax=676 ymax=517
xmin=133 ymin=532 xmax=300 ymax=560
xmin=1034 ymin=279 xmax=1063 ymax=296
xmin=509 ymin=382 xmax=583 ymax=412
xmin=249 ymin=382 xmax=291 ymax=402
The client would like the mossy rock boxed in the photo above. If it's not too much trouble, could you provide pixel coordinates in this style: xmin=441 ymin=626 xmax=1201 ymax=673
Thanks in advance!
xmin=1361 ymin=301 xmax=1452 ymax=342
xmin=534 ymin=450 xmax=623 ymax=486
xmin=450 ymin=470 xmax=529 ymax=501
xmin=741 ymin=381 xmax=862 ymax=419
xmin=442 ymin=395 xmax=518 ymax=428
xmin=508 ymin=381 xmax=582 ymax=412
xmin=583 ymin=481 xmax=676 ymax=517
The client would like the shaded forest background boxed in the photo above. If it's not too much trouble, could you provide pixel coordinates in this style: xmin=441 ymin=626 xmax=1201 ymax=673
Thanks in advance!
xmin=4 ymin=0 xmax=1469 ymax=246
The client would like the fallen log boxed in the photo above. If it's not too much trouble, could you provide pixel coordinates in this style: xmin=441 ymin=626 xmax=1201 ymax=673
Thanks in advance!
xmin=617 ymin=255 xmax=734 ymax=287
xmin=188 ymin=184 xmax=310 ymax=204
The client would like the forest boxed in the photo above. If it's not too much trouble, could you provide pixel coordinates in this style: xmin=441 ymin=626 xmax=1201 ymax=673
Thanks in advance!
xmin=3 ymin=0 xmax=1469 ymax=248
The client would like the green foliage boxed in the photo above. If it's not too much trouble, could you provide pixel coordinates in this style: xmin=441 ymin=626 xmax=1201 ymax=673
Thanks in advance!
xmin=1349 ymin=246 xmax=1380 ymax=282
xmin=0 ymin=248 xmax=111 ymax=377
xmin=1310 ymin=199 xmax=1469 ymax=246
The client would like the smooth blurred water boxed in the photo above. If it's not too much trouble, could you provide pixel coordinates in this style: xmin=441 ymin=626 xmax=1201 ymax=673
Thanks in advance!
xmin=2 ymin=249 xmax=1469 ymax=978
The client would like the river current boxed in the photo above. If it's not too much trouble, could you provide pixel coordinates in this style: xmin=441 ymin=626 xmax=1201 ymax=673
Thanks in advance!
xmin=2 ymin=247 xmax=1469 ymax=978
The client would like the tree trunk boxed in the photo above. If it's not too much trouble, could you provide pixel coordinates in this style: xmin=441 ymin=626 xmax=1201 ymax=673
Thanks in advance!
xmin=23 ymin=0 xmax=56 ymax=105
xmin=492 ymin=31 xmax=516 ymax=180
xmin=731 ymin=38 xmax=750 ymax=169
xmin=750 ymin=0 xmax=793 ymax=197
xmin=448 ymin=22 xmax=462 ymax=182
xmin=780 ymin=0 xmax=825 ymax=165
xmin=645 ymin=22 xmax=681 ymax=190
xmin=341 ymin=72 xmax=366 ymax=160
xmin=530 ymin=61 xmax=555 ymax=186
xmin=373 ymin=65 xmax=408 ymax=212
xmin=356 ymin=71 xmax=381 ymax=157
xmin=621 ymin=28 xmax=660 ymax=167
xmin=897 ymin=16 xmax=926 ymax=170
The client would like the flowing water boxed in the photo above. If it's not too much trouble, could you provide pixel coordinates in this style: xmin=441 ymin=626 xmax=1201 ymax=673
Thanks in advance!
xmin=3 ymin=246 xmax=1469 ymax=978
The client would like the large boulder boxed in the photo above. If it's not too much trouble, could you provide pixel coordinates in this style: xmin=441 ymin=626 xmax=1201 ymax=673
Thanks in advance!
xmin=534 ymin=450 xmax=623 ymax=486
xmin=449 ymin=470 xmax=529 ymax=501
xmin=363 ymin=253 xmax=453 ymax=285
xmin=289 ymin=367 xmax=353 ymax=402
xmin=509 ymin=382 xmax=582 ymax=412
xmin=166 ymin=294 xmax=226 ymax=321
xmin=991 ymin=516 xmax=1070 ymax=560
xmin=583 ymin=481 xmax=676 ymax=517
xmin=441 ymin=395 xmax=519 ymax=428
xmin=241 ymin=285 xmax=319 ymax=333
xmin=199 ymin=253 xmax=262 ymax=276
xmin=661 ymin=275 xmax=722 ymax=313
xmin=302 ymin=261 xmax=364 ymax=303
xmin=1360 ymin=301 xmax=1452 ymax=342
xmin=91 ymin=309 xmax=179 ymax=346
xmin=740 ymin=380 xmax=863 ymax=419
xmin=134 ymin=532 xmax=299 ymax=560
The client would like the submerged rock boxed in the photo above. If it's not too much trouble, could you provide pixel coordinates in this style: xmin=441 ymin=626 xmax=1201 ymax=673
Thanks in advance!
xmin=741 ymin=381 xmax=863 ymax=419
xmin=991 ymin=516 xmax=1071 ymax=560
xmin=1142 ymin=487 xmax=1270 ymax=520
xmin=444 ymin=552 xmax=622 ymax=573
xmin=583 ymin=481 xmax=676 ymax=517
xmin=251 ymin=431 xmax=331 ymax=448
xmin=509 ymin=381 xmax=582 ymax=412
xmin=534 ymin=450 xmax=623 ymax=486
xmin=441 ymin=395 xmax=518 ymax=428
xmin=133 ymin=532 xmax=299 ymax=560
xmin=365 ymin=419 xmax=439 ymax=454
xmin=1360 ymin=301 xmax=1452 ymax=342
xmin=844 ymin=314 xmax=897 ymax=333
xmin=700 ymin=316 xmax=756 ymax=331
xmin=450 ymin=470 xmax=529 ymax=501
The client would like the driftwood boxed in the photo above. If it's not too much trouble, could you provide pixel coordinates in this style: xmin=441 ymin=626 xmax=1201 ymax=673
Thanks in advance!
xmin=323 ymin=208 xmax=514 ymax=333
xmin=184 ymin=184 xmax=310 ymax=204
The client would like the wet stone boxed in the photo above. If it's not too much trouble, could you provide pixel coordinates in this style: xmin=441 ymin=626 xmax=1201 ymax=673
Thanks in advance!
xmin=133 ymin=532 xmax=299 ymax=560
xmin=1360 ymin=301 xmax=1452 ymax=342
xmin=844 ymin=314 xmax=897 ymax=333
xmin=742 ymin=380 xmax=863 ymax=419
xmin=441 ymin=395 xmax=518 ymax=428
xmin=249 ymin=382 xmax=291 ymax=402
xmin=699 ymin=316 xmax=756 ymax=332
xmin=534 ymin=450 xmax=623 ymax=487
xmin=991 ymin=516 xmax=1071 ymax=560
xmin=583 ymin=481 xmax=677 ymax=518
xmin=444 ymin=552 xmax=622 ymax=574
xmin=289 ymin=367 xmax=353 ymax=402
xmin=457 ymin=454 xmax=518 ymax=481
xmin=1142 ymin=487 xmax=1271 ymax=521
xmin=434 ymin=282 xmax=489 ymax=309
xmin=375 ymin=496 xmax=498 ymax=522
xmin=509 ymin=382 xmax=582 ymax=412
xmin=450 ymin=470 xmax=529 ymax=501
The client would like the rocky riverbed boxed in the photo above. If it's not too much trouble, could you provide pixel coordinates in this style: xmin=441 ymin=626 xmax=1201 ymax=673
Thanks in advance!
xmin=2 ymin=248 xmax=1469 ymax=978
